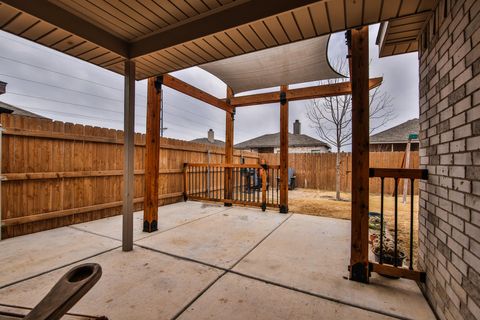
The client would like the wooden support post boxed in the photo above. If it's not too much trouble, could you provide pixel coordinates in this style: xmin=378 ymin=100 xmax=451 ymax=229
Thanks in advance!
xmin=123 ymin=60 xmax=135 ymax=252
xmin=279 ymin=84 xmax=289 ymax=213
xmin=143 ymin=77 xmax=161 ymax=233
xmin=224 ymin=87 xmax=234 ymax=206
xmin=348 ymin=26 xmax=370 ymax=282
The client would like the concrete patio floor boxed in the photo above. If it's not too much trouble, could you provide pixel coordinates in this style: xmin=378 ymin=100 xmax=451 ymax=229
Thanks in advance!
xmin=0 ymin=201 xmax=435 ymax=320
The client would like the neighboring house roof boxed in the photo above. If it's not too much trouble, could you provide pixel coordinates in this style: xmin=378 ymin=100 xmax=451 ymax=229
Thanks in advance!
xmin=0 ymin=101 xmax=48 ymax=119
xmin=235 ymin=132 xmax=330 ymax=150
xmin=370 ymin=118 xmax=419 ymax=144
xmin=190 ymin=138 xmax=225 ymax=147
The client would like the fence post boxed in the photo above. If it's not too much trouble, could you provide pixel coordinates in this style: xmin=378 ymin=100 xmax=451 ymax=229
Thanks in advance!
xmin=261 ymin=164 xmax=267 ymax=211
xmin=207 ymin=150 xmax=211 ymax=198
xmin=0 ymin=124 xmax=3 ymax=240
xmin=183 ymin=163 xmax=188 ymax=202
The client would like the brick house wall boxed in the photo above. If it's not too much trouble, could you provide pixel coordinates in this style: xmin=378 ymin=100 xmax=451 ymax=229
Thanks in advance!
xmin=418 ymin=0 xmax=480 ymax=319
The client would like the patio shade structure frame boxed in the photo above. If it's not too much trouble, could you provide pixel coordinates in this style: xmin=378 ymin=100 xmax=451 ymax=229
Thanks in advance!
xmin=0 ymin=0 xmax=436 ymax=284
xmin=142 ymin=59 xmax=383 ymax=284
xmin=143 ymin=72 xmax=384 ymax=217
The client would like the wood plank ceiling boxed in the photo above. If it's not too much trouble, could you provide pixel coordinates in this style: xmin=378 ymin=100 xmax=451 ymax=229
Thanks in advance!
xmin=376 ymin=12 xmax=431 ymax=57
xmin=0 ymin=0 xmax=436 ymax=80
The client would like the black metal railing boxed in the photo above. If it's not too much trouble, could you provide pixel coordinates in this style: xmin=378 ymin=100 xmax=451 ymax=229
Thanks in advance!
xmin=183 ymin=163 xmax=280 ymax=210
xmin=368 ymin=168 xmax=428 ymax=282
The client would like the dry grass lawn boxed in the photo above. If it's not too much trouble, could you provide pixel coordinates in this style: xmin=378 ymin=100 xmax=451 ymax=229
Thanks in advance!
xmin=289 ymin=188 xmax=419 ymax=266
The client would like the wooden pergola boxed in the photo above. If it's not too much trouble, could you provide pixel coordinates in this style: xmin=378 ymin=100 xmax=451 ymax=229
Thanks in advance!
xmin=0 ymin=0 xmax=434 ymax=283
xmin=127 ymin=28 xmax=381 ymax=283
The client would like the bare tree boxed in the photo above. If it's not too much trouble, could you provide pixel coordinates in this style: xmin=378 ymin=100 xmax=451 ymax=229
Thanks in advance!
xmin=306 ymin=59 xmax=394 ymax=201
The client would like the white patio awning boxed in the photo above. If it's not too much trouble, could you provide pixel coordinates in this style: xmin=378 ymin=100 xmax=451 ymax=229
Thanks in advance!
xmin=200 ymin=36 xmax=343 ymax=94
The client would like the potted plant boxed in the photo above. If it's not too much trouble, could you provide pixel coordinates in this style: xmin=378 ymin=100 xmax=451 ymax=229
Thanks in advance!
xmin=368 ymin=216 xmax=386 ymax=243
xmin=372 ymin=235 xmax=406 ymax=268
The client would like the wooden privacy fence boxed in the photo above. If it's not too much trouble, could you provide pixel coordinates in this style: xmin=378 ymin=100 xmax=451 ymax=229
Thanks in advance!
xmin=260 ymin=151 xmax=420 ymax=195
xmin=0 ymin=114 xmax=258 ymax=239
xmin=0 ymin=114 xmax=419 ymax=239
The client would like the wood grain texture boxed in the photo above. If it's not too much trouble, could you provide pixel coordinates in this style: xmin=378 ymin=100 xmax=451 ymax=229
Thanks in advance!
xmin=279 ymin=84 xmax=289 ymax=213
xmin=259 ymin=152 xmax=419 ymax=195
xmin=0 ymin=114 xmax=258 ymax=239
xmin=224 ymin=87 xmax=235 ymax=204
xmin=370 ymin=262 xmax=425 ymax=282
xmin=144 ymin=77 xmax=161 ymax=231
xmin=349 ymin=26 xmax=370 ymax=282
xmin=162 ymin=74 xmax=233 ymax=113
xmin=230 ymin=78 xmax=383 ymax=107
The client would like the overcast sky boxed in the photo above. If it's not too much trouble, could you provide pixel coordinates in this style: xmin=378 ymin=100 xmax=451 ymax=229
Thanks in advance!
xmin=0 ymin=24 xmax=419 ymax=150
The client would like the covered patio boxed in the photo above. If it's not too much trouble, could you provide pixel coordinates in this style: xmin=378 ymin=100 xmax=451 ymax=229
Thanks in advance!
xmin=0 ymin=202 xmax=435 ymax=319
xmin=0 ymin=0 xmax=442 ymax=318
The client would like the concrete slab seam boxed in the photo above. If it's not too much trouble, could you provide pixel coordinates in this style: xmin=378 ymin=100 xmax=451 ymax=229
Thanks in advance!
xmin=229 ymin=213 xmax=293 ymax=270
xmin=0 ymin=245 xmax=121 ymax=290
xmin=2 ymin=211 xmax=414 ymax=320
xmin=67 ymin=206 xmax=231 ymax=243
xmin=135 ymin=213 xmax=413 ymax=320
xmin=136 ymin=206 xmax=233 ymax=242
xmin=170 ymin=213 xmax=294 ymax=320
xmin=170 ymin=271 xmax=228 ymax=320
xmin=134 ymin=242 xmax=413 ymax=320
xmin=0 ymin=302 xmax=105 ymax=319
xmin=226 ymin=269 xmax=413 ymax=320
xmin=67 ymin=226 xmax=122 ymax=243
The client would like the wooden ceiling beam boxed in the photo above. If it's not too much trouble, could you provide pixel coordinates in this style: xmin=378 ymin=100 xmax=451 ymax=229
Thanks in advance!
xmin=2 ymin=0 xmax=129 ymax=57
xmin=129 ymin=0 xmax=321 ymax=58
xmin=161 ymin=74 xmax=233 ymax=113
xmin=229 ymin=77 xmax=383 ymax=107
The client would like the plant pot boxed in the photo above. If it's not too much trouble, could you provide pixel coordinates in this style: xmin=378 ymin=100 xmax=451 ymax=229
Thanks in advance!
xmin=368 ymin=215 xmax=386 ymax=232
xmin=374 ymin=251 xmax=405 ymax=266
xmin=369 ymin=212 xmax=381 ymax=218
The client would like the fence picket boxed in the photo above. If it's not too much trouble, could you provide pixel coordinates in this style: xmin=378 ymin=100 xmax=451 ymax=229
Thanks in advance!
xmin=0 ymin=114 xmax=258 ymax=238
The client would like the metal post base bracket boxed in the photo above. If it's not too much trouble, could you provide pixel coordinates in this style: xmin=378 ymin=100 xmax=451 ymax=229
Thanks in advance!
xmin=349 ymin=262 xmax=369 ymax=283
xmin=280 ymin=205 xmax=288 ymax=214
xmin=143 ymin=220 xmax=158 ymax=233
xmin=224 ymin=203 xmax=232 ymax=207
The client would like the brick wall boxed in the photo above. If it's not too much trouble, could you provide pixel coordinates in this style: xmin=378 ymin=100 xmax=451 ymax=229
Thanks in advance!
xmin=418 ymin=0 xmax=480 ymax=319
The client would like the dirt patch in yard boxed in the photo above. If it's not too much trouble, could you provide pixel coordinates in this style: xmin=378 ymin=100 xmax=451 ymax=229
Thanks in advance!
xmin=289 ymin=188 xmax=419 ymax=267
